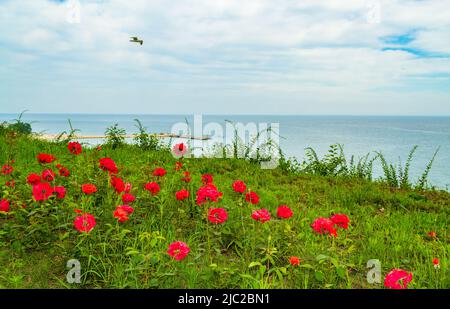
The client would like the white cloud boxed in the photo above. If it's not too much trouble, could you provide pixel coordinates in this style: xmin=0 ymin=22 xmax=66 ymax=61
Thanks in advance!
xmin=0 ymin=0 xmax=449 ymax=114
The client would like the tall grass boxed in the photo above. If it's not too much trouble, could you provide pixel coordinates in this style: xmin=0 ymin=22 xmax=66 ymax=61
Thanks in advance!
xmin=105 ymin=123 xmax=126 ymax=149
xmin=55 ymin=119 xmax=80 ymax=143
xmin=376 ymin=146 xmax=440 ymax=190
xmin=279 ymin=144 xmax=376 ymax=181
xmin=417 ymin=147 xmax=440 ymax=190
xmin=133 ymin=119 xmax=160 ymax=151
xmin=0 ymin=110 xmax=32 ymax=136
xmin=279 ymin=144 xmax=440 ymax=190
xmin=207 ymin=120 xmax=281 ymax=167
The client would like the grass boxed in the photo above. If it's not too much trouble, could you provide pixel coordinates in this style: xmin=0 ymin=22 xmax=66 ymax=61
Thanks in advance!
xmin=0 ymin=129 xmax=449 ymax=289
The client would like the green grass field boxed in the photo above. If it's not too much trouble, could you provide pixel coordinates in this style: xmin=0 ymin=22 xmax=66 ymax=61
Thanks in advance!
xmin=0 ymin=130 xmax=448 ymax=289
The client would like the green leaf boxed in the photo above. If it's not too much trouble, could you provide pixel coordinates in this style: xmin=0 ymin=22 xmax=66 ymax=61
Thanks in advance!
xmin=150 ymin=238 xmax=158 ymax=247
xmin=316 ymin=254 xmax=328 ymax=261
xmin=315 ymin=271 xmax=324 ymax=282
xmin=149 ymin=279 xmax=159 ymax=287
xmin=150 ymin=255 xmax=159 ymax=264
xmin=239 ymin=274 xmax=255 ymax=280
xmin=275 ymin=269 xmax=284 ymax=282
xmin=330 ymin=258 xmax=339 ymax=268
xmin=248 ymin=261 xmax=262 ymax=268
xmin=336 ymin=266 xmax=346 ymax=279
xmin=125 ymin=248 xmax=140 ymax=255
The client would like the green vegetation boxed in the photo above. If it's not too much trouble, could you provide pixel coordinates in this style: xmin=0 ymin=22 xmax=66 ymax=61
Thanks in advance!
xmin=0 ymin=117 xmax=448 ymax=289
xmin=133 ymin=119 xmax=161 ymax=151
xmin=105 ymin=123 xmax=127 ymax=149
xmin=55 ymin=119 xmax=81 ymax=144
xmin=0 ymin=111 xmax=32 ymax=137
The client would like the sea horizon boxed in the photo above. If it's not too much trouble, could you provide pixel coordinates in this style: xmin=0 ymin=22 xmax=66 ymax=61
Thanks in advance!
xmin=2 ymin=112 xmax=450 ymax=117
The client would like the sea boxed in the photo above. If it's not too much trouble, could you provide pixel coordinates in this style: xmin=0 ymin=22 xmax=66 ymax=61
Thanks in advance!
xmin=1 ymin=113 xmax=449 ymax=189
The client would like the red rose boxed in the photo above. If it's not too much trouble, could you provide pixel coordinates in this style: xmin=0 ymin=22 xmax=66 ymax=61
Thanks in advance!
xmin=175 ymin=189 xmax=189 ymax=201
xmin=196 ymin=184 xmax=222 ymax=205
xmin=208 ymin=207 xmax=228 ymax=224
xmin=37 ymin=153 xmax=56 ymax=164
xmin=99 ymin=157 xmax=118 ymax=174
xmin=41 ymin=169 xmax=55 ymax=182
xmin=81 ymin=184 xmax=97 ymax=195
xmin=32 ymin=182 xmax=54 ymax=201
xmin=144 ymin=182 xmax=160 ymax=195
xmin=201 ymin=174 xmax=213 ymax=185
xmin=120 ymin=205 xmax=134 ymax=213
xmin=74 ymin=213 xmax=96 ymax=233
xmin=110 ymin=176 xmax=125 ymax=194
xmin=0 ymin=199 xmax=10 ymax=212
xmin=1 ymin=164 xmax=13 ymax=175
xmin=124 ymin=182 xmax=132 ymax=193
xmin=433 ymin=258 xmax=440 ymax=268
xmin=172 ymin=143 xmax=188 ymax=157
xmin=27 ymin=173 xmax=41 ymax=185
xmin=245 ymin=191 xmax=259 ymax=204
xmin=122 ymin=193 xmax=136 ymax=204
xmin=167 ymin=241 xmax=190 ymax=261
xmin=277 ymin=205 xmax=293 ymax=219
xmin=54 ymin=186 xmax=66 ymax=199
xmin=384 ymin=269 xmax=413 ymax=289
xmin=232 ymin=180 xmax=246 ymax=194
xmin=251 ymin=209 xmax=271 ymax=223
xmin=59 ymin=167 xmax=70 ymax=177
xmin=289 ymin=256 xmax=300 ymax=266
xmin=330 ymin=214 xmax=350 ymax=229
xmin=153 ymin=167 xmax=167 ymax=177
xmin=175 ymin=162 xmax=183 ymax=171
xmin=113 ymin=205 xmax=134 ymax=222
xmin=311 ymin=217 xmax=337 ymax=237
xmin=68 ymin=141 xmax=82 ymax=155
xmin=181 ymin=171 xmax=191 ymax=183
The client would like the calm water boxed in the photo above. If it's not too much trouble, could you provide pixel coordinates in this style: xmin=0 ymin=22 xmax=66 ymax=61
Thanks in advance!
xmin=1 ymin=113 xmax=450 ymax=189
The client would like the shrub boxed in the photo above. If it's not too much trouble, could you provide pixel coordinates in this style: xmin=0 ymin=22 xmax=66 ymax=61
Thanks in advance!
xmin=105 ymin=123 xmax=126 ymax=149
xmin=133 ymin=119 xmax=160 ymax=151
xmin=0 ymin=111 xmax=32 ymax=136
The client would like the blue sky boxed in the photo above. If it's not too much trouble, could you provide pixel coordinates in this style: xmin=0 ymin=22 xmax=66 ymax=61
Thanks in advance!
xmin=1 ymin=0 xmax=450 ymax=115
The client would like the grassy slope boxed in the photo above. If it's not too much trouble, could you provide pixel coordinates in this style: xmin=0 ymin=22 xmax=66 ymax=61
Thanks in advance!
xmin=0 ymin=134 xmax=449 ymax=288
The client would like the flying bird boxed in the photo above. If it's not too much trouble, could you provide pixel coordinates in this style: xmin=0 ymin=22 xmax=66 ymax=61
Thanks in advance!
xmin=130 ymin=36 xmax=143 ymax=45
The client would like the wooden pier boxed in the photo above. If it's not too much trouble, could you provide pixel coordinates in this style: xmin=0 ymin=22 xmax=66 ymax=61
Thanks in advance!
xmin=37 ymin=133 xmax=210 ymax=141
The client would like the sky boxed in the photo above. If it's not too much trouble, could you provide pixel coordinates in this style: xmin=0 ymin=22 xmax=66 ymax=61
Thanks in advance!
xmin=0 ymin=0 xmax=450 ymax=115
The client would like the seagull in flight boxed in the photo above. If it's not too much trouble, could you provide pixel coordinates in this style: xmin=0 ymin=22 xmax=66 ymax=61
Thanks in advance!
xmin=130 ymin=36 xmax=143 ymax=45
